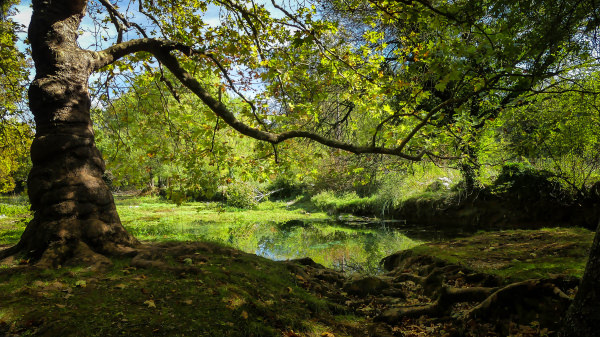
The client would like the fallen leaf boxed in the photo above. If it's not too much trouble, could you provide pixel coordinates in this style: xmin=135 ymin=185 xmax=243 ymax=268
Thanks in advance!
xmin=115 ymin=284 xmax=127 ymax=290
xmin=241 ymin=310 xmax=248 ymax=320
xmin=75 ymin=280 xmax=87 ymax=288
xmin=144 ymin=300 xmax=156 ymax=308
xmin=321 ymin=332 xmax=335 ymax=337
xmin=182 ymin=299 xmax=193 ymax=305
xmin=56 ymin=304 xmax=66 ymax=309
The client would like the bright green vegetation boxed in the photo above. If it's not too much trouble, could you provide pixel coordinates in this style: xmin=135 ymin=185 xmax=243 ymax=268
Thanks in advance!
xmin=0 ymin=195 xmax=31 ymax=246
xmin=0 ymin=2 xmax=32 ymax=194
xmin=117 ymin=196 xmax=421 ymax=273
xmin=310 ymin=164 xmax=462 ymax=216
xmin=0 ymin=243 xmax=361 ymax=336
xmin=410 ymin=227 xmax=594 ymax=281
xmin=0 ymin=196 xmax=421 ymax=272
xmin=116 ymin=196 xmax=331 ymax=242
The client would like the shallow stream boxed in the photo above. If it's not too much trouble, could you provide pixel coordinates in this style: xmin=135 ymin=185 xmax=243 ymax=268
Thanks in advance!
xmin=186 ymin=218 xmax=474 ymax=274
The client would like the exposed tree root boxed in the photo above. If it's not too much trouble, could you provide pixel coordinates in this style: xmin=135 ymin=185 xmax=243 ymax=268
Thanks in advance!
xmin=287 ymin=252 xmax=577 ymax=335
xmin=0 ymin=215 xmax=139 ymax=268
xmin=375 ymin=254 xmax=575 ymax=331
xmin=467 ymin=279 xmax=572 ymax=320
xmin=378 ymin=272 xmax=498 ymax=322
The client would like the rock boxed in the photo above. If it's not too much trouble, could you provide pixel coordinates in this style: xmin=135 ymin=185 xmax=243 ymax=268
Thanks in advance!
xmin=290 ymin=257 xmax=326 ymax=269
xmin=343 ymin=276 xmax=390 ymax=296
xmin=381 ymin=250 xmax=414 ymax=272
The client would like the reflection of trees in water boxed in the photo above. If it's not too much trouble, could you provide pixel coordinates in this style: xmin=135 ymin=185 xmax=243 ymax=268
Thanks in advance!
xmin=195 ymin=220 xmax=421 ymax=273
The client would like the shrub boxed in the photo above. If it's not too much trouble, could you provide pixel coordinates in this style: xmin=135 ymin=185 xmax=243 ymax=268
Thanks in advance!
xmin=492 ymin=162 xmax=569 ymax=201
xmin=222 ymin=181 xmax=259 ymax=209
xmin=311 ymin=191 xmax=376 ymax=214
xmin=266 ymin=176 xmax=309 ymax=200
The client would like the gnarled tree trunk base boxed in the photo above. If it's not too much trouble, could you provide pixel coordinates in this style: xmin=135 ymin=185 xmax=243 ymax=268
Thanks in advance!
xmin=1 ymin=217 xmax=138 ymax=268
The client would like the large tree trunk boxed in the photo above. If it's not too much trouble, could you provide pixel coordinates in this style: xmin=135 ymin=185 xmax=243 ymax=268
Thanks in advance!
xmin=560 ymin=220 xmax=600 ymax=336
xmin=1 ymin=0 xmax=137 ymax=266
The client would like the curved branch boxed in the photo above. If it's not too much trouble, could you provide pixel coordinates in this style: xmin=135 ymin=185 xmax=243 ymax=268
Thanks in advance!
xmin=93 ymin=38 xmax=457 ymax=160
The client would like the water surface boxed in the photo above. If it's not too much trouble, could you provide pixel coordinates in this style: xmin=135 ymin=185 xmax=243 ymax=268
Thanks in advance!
xmin=185 ymin=218 xmax=463 ymax=274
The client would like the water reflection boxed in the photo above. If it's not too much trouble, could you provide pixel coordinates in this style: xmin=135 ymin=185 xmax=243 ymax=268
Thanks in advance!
xmin=186 ymin=218 xmax=470 ymax=274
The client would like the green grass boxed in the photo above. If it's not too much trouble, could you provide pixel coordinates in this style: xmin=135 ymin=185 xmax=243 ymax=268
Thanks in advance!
xmin=116 ymin=196 xmax=330 ymax=242
xmin=0 ymin=195 xmax=32 ymax=246
xmin=0 ymin=242 xmax=360 ymax=336
xmin=409 ymin=227 xmax=594 ymax=281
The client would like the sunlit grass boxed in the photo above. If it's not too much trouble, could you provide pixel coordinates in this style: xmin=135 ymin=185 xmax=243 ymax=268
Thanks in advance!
xmin=0 ymin=195 xmax=32 ymax=246
xmin=410 ymin=227 xmax=594 ymax=280
xmin=116 ymin=196 xmax=331 ymax=242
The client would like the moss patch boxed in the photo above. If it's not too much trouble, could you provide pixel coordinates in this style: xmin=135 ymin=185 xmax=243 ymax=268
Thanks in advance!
xmin=0 ymin=242 xmax=361 ymax=337
xmin=409 ymin=227 xmax=594 ymax=281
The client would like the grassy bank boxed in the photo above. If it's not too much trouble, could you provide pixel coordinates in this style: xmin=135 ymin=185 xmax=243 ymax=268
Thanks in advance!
xmin=0 ymin=195 xmax=330 ymax=246
xmin=116 ymin=196 xmax=330 ymax=242
xmin=0 ymin=242 xmax=361 ymax=336
xmin=410 ymin=227 xmax=594 ymax=281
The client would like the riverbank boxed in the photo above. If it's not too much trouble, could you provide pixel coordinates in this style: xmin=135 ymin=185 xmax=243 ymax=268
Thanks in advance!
xmin=310 ymin=187 xmax=600 ymax=231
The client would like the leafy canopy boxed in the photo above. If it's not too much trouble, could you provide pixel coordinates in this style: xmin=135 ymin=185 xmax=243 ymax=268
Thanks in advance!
xmin=90 ymin=0 xmax=598 ymax=164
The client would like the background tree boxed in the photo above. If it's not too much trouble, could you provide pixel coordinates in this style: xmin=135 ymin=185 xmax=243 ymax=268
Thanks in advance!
xmin=0 ymin=0 xmax=33 ymax=194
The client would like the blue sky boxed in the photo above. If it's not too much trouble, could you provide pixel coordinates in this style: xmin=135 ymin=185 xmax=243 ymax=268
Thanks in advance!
xmin=9 ymin=0 xmax=299 ymax=107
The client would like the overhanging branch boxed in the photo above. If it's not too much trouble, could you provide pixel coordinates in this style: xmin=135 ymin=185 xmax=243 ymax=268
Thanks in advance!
xmin=93 ymin=38 xmax=458 ymax=161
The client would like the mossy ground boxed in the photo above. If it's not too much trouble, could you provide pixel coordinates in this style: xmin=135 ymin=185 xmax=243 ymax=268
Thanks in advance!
xmin=0 ymin=242 xmax=361 ymax=336
xmin=410 ymin=227 xmax=594 ymax=281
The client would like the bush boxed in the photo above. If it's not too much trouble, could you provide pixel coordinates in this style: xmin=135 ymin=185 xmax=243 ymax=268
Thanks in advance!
xmin=492 ymin=162 xmax=569 ymax=201
xmin=222 ymin=181 xmax=259 ymax=209
xmin=311 ymin=191 xmax=376 ymax=214
xmin=266 ymin=176 xmax=308 ymax=200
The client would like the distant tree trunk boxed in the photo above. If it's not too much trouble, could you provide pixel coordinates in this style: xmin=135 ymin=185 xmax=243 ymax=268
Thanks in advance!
xmin=1 ymin=0 xmax=137 ymax=265
xmin=560 ymin=220 xmax=600 ymax=336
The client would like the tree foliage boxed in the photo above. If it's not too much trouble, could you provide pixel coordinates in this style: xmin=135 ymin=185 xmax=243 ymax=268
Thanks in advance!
xmin=0 ymin=0 xmax=32 ymax=193
xmin=88 ymin=0 xmax=597 ymax=165
xmin=85 ymin=0 xmax=600 ymax=202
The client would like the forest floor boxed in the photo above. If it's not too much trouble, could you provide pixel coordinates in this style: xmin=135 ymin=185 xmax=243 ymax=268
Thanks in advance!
xmin=0 ymin=196 xmax=595 ymax=336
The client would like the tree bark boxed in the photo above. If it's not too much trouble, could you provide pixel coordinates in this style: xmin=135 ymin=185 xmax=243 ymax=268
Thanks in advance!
xmin=1 ymin=0 xmax=137 ymax=266
xmin=560 ymin=220 xmax=600 ymax=336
